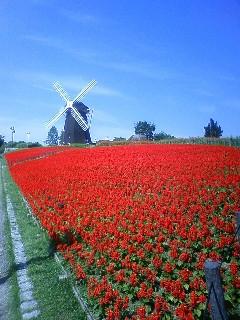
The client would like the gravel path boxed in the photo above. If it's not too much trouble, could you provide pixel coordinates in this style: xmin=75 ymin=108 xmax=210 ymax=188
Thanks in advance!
xmin=0 ymin=162 xmax=11 ymax=319
xmin=6 ymin=196 xmax=40 ymax=320
xmin=0 ymin=161 xmax=40 ymax=319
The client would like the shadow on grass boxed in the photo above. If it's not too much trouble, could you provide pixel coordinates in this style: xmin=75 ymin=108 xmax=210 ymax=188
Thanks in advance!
xmin=0 ymin=239 xmax=56 ymax=285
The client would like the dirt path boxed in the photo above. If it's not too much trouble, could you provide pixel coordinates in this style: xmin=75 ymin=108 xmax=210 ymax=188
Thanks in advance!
xmin=0 ymin=161 xmax=11 ymax=319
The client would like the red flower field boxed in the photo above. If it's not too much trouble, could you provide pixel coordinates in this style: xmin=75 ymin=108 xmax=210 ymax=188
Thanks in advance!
xmin=5 ymin=144 xmax=240 ymax=319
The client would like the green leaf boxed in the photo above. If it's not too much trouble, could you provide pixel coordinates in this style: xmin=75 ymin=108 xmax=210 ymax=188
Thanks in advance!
xmin=168 ymin=295 xmax=174 ymax=301
xmin=122 ymin=283 xmax=129 ymax=292
xmin=199 ymin=303 xmax=206 ymax=310
xmin=194 ymin=309 xmax=202 ymax=317
xmin=225 ymin=293 xmax=233 ymax=303
xmin=183 ymin=283 xmax=189 ymax=290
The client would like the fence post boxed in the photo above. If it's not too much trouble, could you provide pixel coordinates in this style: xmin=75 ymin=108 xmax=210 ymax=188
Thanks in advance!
xmin=204 ymin=260 xmax=228 ymax=320
xmin=237 ymin=211 xmax=240 ymax=244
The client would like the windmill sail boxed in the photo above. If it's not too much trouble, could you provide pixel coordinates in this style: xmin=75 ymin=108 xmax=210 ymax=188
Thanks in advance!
xmin=46 ymin=106 xmax=69 ymax=128
xmin=53 ymin=82 xmax=71 ymax=102
xmin=70 ymin=106 xmax=89 ymax=131
xmin=73 ymin=80 xmax=97 ymax=103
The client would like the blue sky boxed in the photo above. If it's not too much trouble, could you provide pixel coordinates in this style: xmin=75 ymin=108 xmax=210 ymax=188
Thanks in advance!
xmin=1 ymin=0 xmax=240 ymax=143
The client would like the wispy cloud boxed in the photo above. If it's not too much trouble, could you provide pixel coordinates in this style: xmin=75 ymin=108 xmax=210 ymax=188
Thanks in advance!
xmin=0 ymin=115 xmax=47 ymax=142
xmin=221 ymin=98 xmax=240 ymax=110
xmin=13 ymin=70 xmax=56 ymax=90
xmin=193 ymin=88 xmax=215 ymax=97
xmin=23 ymin=34 xmax=181 ymax=81
xmin=91 ymin=109 xmax=133 ymax=140
xmin=93 ymin=86 xmax=122 ymax=97
xmin=52 ymin=77 xmax=123 ymax=98
xmin=13 ymin=70 xmax=123 ymax=98
xmin=93 ymin=109 xmax=119 ymax=126
xmin=31 ymin=84 xmax=53 ymax=92
xmin=198 ymin=104 xmax=216 ymax=113
xmin=60 ymin=10 xmax=99 ymax=25
xmin=22 ymin=34 xmax=97 ymax=61
xmin=219 ymin=75 xmax=238 ymax=82
xmin=23 ymin=35 xmax=54 ymax=46
xmin=97 ymin=61 xmax=179 ymax=80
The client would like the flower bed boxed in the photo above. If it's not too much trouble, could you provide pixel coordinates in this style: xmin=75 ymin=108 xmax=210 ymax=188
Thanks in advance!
xmin=5 ymin=146 xmax=66 ymax=166
xmin=5 ymin=144 xmax=240 ymax=319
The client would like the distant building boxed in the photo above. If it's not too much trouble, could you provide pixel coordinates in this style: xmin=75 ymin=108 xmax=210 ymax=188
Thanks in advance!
xmin=128 ymin=134 xmax=146 ymax=141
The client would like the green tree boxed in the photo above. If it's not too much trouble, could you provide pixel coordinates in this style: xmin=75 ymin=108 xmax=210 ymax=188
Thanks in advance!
xmin=46 ymin=126 xmax=59 ymax=145
xmin=0 ymin=135 xmax=4 ymax=147
xmin=59 ymin=130 xmax=65 ymax=145
xmin=28 ymin=142 xmax=42 ymax=148
xmin=154 ymin=131 xmax=175 ymax=140
xmin=204 ymin=118 xmax=223 ymax=138
xmin=0 ymin=135 xmax=5 ymax=154
xmin=134 ymin=121 xmax=156 ymax=140
xmin=113 ymin=137 xmax=126 ymax=141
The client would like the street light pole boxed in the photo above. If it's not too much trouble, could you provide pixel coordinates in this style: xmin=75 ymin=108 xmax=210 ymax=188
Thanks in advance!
xmin=10 ymin=126 xmax=15 ymax=148
xmin=26 ymin=132 xmax=30 ymax=146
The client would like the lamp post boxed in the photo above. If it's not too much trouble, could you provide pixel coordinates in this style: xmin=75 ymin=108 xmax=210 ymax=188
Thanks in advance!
xmin=10 ymin=126 xmax=15 ymax=148
xmin=26 ymin=132 xmax=30 ymax=146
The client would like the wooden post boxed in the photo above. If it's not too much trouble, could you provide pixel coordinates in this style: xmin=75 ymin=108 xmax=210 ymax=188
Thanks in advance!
xmin=236 ymin=211 xmax=240 ymax=244
xmin=204 ymin=260 xmax=228 ymax=320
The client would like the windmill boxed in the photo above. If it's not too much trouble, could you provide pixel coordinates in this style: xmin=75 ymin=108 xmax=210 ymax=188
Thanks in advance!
xmin=46 ymin=80 xmax=97 ymax=144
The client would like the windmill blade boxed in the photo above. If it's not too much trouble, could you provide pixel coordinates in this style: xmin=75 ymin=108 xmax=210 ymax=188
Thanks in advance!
xmin=53 ymin=81 xmax=71 ymax=102
xmin=70 ymin=106 xmax=89 ymax=131
xmin=45 ymin=106 xmax=69 ymax=128
xmin=73 ymin=80 xmax=97 ymax=103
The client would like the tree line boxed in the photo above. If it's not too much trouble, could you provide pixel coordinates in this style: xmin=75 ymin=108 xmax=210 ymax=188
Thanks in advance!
xmin=133 ymin=118 xmax=223 ymax=141
xmin=46 ymin=118 xmax=223 ymax=145
xmin=0 ymin=118 xmax=225 ymax=151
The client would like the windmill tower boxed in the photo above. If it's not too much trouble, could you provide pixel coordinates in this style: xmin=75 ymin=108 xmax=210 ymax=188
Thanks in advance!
xmin=46 ymin=80 xmax=97 ymax=144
